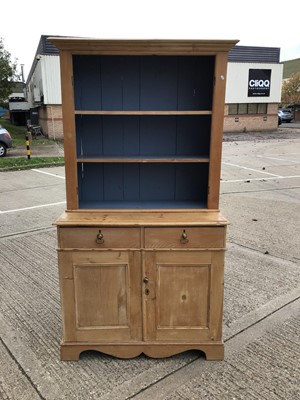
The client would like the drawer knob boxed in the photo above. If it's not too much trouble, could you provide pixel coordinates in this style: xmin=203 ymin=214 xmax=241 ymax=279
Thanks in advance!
xmin=143 ymin=277 xmax=149 ymax=284
xmin=180 ymin=229 xmax=189 ymax=244
xmin=96 ymin=230 xmax=104 ymax=244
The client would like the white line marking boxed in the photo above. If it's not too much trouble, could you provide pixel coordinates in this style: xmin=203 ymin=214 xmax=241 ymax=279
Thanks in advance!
xmin=221 ymin=175 xmax=300 ymax=183
xmin=223 ymin=162 xmax=282 ymax=177
xmin=31 ymin=169 xmax=65 ymax=179
xmin=260 ymin=152 xmax=300 ymax=156
xmin=0 ymin=201 xmax=66 ymax=214
xmin=257 ymin=155 xmax=300 ymax=164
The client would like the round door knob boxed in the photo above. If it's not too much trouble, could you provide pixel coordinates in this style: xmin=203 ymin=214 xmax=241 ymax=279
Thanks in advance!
xmin=143 ymin=277 xmax=149 ymax=284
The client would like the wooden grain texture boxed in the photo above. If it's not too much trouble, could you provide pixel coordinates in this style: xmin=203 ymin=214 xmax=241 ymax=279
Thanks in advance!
xmin=60 ymin=342 xmax=224 ymax=361
xmin=58 ymin=250 xmax=142 ymax=343
xmin=55 ymin=210 xmax=229 ymax=227
xmin=209 ymin=251 xmax=226 ymax=340
xmin=208 ymin=52 xmax=229 ymax=209
xmin=59 ymin=50 xmax=78 ymax=210
xmin=144 ymin=227 xmax=225 ymax=248
xmin=74 ymin=110 xmax=213 ymax=115
xmin=76 ymin=156 xmax=210 ymax=163
xmin=59 ymin=227 xmax=141 ymax=248
xmin=48 ymin=38 xmax=238 ymax=55
xmin=144 ymin=251 xmax=214 ymax=342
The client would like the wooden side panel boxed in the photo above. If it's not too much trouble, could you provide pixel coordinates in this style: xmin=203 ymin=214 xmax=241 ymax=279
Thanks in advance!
xmin=208 ymin=52 xmax=229 ymax=209
xmin=57 ymin=251 xmax=77 ymax=342
xmin=60 ymin=50 xmax=78 ymax=210
xmin=209 ymin=251 xmax=225 ymax=340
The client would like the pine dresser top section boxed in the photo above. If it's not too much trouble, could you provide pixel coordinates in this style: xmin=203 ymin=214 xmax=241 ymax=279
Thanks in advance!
xmin=48 ymin=38 xmax=239 ymax=54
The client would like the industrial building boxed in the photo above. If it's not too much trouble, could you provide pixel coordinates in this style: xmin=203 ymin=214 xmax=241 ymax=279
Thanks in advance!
xmin=26 ymin=36 xmax=284 ymax=139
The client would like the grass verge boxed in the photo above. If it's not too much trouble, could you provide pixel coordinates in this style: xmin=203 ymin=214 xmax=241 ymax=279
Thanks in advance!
xmin=0 ymin=156 xmax=65 ymax=171
xmin=0 ymin=118 xmax=64 ymax=171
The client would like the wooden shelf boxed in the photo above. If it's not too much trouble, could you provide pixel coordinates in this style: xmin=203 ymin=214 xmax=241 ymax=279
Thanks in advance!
xmin=77 ymin=200 xmax=208 ymax=210
xmin=74 ymin=110 xmax=213 ymax=115
xmin=76 ymin=156 xmax=210 ymax=163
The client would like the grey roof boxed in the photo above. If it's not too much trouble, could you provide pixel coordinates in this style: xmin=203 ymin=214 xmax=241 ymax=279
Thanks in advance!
xmin=26 ymin=35 xmax=60 ymax=83
xmin=228 ymin=45 xmax=280 ymax=63
xmin=36 ymin=35 xmax=60 ymax=56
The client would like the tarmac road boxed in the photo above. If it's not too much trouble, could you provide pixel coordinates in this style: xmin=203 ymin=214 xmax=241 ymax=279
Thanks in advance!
xmin=0 ymin=129 xmax=299 ymax=399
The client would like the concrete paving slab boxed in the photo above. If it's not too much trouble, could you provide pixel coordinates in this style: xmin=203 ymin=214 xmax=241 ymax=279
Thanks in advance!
xmin=0 ymin=338 xmax=41 ymax=400
xmin=135 ymin=299 xmax=300 ymax=400
xmin=0 ymin=168 xmax=64 ymax=193
xmin=221 ymin=177 xmax=300 ymax=193
xmin=0 ymin=169 xmax=65 ymax=212
xmin=0 ymin=205 xmax=66 ymax=237
xmin=223 ymin=243 xmax=300 ymax=327
xmin=221 ymin=188 xmax=300 ymax=261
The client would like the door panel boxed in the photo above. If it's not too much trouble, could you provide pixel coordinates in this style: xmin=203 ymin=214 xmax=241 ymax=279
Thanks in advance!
xmin=144 ymin=251 xmax=224 ymax=341
xmin=157 ymin=264 xmax=209 ymax=328
xmin=58 ymin=250 xmax=142 ymax=342
xmin=74 ymin=263 xmax=128 ymax=327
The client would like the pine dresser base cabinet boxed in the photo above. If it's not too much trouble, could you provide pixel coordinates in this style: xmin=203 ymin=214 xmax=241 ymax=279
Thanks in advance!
xmin=50 ymin=38 xmax=238 ymax=361
xmin=56 ymin=211 xmax=227 ymax=361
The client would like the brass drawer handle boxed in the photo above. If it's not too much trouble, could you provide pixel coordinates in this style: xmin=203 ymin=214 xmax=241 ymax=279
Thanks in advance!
xmin=96 ymin=229 xmax=104 ymax=244
xmin=180 ymin=229 xmax=189 ymax=244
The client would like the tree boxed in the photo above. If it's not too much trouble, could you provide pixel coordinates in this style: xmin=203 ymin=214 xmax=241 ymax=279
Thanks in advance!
xmin=0 ymin=37 xmax=19 ymax=105
xmin=281 ymin=72 xmax=300 ymax=106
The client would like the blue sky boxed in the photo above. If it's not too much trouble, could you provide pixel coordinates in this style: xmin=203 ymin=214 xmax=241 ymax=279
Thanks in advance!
xmin=2 ymin=0 xmax=300 ymax=80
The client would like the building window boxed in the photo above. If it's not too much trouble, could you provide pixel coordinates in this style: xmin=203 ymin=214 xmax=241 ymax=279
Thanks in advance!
xmin=257 ymin=103 xmax=267 ymax=114
xmin=248 ymin=104 xmax=258 ymax=114
xmin=228 ymin=103 xmax=268 ymax=115
xmin=238 ymin=104 xmax=247 ymax=114
xmin=228 ymin=104 xmax=238 ymax=114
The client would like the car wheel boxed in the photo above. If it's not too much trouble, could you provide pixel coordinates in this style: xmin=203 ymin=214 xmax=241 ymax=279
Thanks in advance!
xmin=0 ymin=143 xmax=7 ymax=157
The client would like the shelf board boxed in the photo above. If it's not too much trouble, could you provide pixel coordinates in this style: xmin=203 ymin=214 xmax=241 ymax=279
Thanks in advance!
xmin=74 ymin=110 xmax=212 ymax=115
xmin=76 ymin=156 xmax=210 ymax=163
xmin=78 ymin=200 xmax=207 ymax=210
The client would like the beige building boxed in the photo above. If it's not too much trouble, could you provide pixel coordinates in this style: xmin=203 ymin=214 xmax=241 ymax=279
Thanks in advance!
xmin=26 ymin=37 xmax=283 ymax=139
xmin=225 ymin=56 xmax=283 ymax=132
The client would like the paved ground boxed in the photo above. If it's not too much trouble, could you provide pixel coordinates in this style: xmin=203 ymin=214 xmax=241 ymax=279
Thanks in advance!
xmin=0 ymin=127 xmax=299 ymax=399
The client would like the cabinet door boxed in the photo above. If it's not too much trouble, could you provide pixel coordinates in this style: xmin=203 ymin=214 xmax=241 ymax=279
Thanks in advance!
xmin=143 ymin=251 xmax=224 ymax=342
xmin=58 ymin=250 xmax=142 ymax=342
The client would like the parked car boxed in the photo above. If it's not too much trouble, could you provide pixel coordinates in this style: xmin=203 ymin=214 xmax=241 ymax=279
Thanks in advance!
xmin=278 ymin=108 xmax=293 ymax=123
xmin=0 ymin=126 xmax=13 ymax=157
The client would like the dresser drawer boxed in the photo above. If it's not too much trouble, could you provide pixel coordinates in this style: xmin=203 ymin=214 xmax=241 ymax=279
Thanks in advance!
xmin=144 ymin=227 xmax=225 ymax=249
xmin=59 ymin=227 xmax=141 ymax=249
